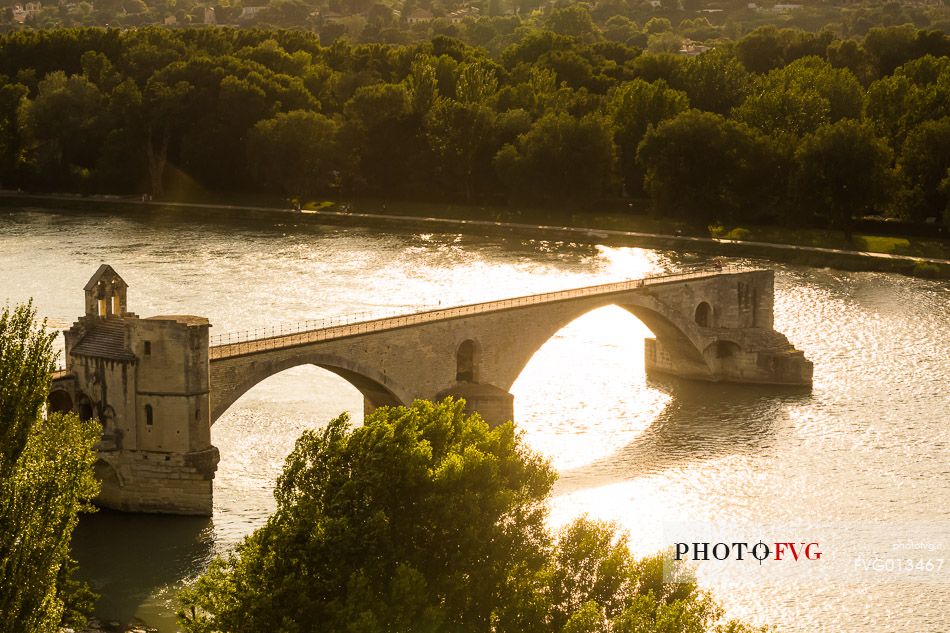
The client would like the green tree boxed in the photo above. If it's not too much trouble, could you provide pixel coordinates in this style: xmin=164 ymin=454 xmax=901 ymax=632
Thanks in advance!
xmin=17 ymin=71 xmax=106 ymax=189
xmin=826 ymin=38 xmax=876 ymax=86
xmin=735 ymin=26 xmax=787 ymax=74
xmin=608 ymin=78 xmax=689 ymax=194
xmin=140 ymin=76 xmax=193 ymax=197
xmin=425 ymin=98 xmax=498 ymax=201
xmin=794 ymin=119 xmax=894 ymax=234
xmin=939 ymin=168 xmax=950 ymax=228
xmin=638 ymin=110 xmax=788 ymax=223
xmin=863 ymin=24 xmax=918 ymax=77
xmin=178 ymin=398 xmax=768 ymax=633
xmin=546 ymin=5 xmax=601 ymax=42
xmin=495 ymin=111 xmax=617 ymax=203
xmin=405 ymin=54 xmax=439 ymax=115
xmin=255 ymin=0 xmax=313 ymax=28
xmin=178 ymin=399 xmax=557 ymax=632
xmin=897 ymin=117 xmax=950 ymax=224
xmin=866 ymin=55 xmax=950 ymax=148
xmin=603 ymin=16 xmax=640 ymax=46
xmin=0 ymin=80 xmax=28 ymax=186
xmin=247 ymin=110 xmax=341 ymax=197
xmin=733 ymin=56 xmax=864 ymax=138
xmin=673 ymin=48 xmax=749 ymax=115
xmin=644 ymin=17 xmax=672 ymax=35
xmin=0 ymin=303 xmax=101 ymax=632
xmin=341 ymin=82 xmax=422 ymax=195
xmin=455 ymin=60 xmax=499 ymax=104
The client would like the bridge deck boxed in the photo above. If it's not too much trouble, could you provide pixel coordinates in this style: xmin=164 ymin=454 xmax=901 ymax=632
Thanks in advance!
xmin=209 ymin=267 xmax=751 ymax=360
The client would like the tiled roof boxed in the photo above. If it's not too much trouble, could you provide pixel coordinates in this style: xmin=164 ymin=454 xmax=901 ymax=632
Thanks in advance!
xmin=71 ymin=320 xmax=136 ymax=361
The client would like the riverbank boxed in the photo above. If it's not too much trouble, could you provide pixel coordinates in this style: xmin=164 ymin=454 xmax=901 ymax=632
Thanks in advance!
xmin=2 ymin=191 xmax=948 ymax=278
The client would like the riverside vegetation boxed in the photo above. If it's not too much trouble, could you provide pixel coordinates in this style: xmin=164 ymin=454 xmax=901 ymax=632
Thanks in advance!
xmin=0 ymin=303 xmax=100 ymax=633
xmin=0 ymin=24 xmax=949 ymax=237
xmin=177 ymin=398 xmax=769 ymax=633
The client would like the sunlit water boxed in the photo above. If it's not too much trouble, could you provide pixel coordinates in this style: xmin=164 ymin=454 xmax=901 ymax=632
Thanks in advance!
xmin=1 ymin=207 xmax=947 ymax=632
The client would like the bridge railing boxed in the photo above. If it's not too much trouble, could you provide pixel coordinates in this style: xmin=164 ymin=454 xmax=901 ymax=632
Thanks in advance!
xmin=208 ymin=265 xmax=749 ymax=359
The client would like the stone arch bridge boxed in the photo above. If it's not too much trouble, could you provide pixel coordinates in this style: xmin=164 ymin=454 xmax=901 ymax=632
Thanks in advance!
xmin=49 ymin=265 xmax=811 ymax=515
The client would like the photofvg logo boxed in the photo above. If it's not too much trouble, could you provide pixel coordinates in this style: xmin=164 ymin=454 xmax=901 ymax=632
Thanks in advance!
xmin=660 ymin=521 xmax=948 ymax=586
xmin=674 ymin=541 xmax=822 ymax=563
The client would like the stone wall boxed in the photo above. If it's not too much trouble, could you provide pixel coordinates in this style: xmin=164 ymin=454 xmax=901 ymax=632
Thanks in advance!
xmin=95 ymin=447 xmax=219 ymax=515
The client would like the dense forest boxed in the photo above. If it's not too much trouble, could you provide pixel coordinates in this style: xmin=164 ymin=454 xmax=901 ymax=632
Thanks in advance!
xmin=0 ymin=24 xmax=948 ymax=229
xmin=3 ymin=0 xmax=949 ymax=46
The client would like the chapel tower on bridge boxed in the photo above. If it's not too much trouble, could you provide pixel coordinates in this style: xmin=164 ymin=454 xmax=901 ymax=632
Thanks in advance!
xmin=50 ymin=265 xmax=219 ymax=515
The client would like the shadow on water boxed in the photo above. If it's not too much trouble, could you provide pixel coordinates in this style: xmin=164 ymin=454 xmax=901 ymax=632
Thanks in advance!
xmin=71 ymin=510 xmax=214 ymax=625
xmin=556 ymin=375 xmax=813 ymax=493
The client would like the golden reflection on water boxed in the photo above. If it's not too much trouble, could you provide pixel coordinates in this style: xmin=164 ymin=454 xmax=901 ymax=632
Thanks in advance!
xmin=512 ymin=305 xmax=667 ymax=472
xmin=5 ymin=210 xmax=947 ymax=633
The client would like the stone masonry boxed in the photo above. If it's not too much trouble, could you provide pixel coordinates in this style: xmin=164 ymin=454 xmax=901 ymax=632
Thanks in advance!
xmin=50 ymin=266 xmax=812 ymax=515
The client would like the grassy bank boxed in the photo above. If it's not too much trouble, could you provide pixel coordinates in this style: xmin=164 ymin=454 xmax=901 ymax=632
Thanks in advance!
xmin=2 ymin=191 xmax=948 ymax=279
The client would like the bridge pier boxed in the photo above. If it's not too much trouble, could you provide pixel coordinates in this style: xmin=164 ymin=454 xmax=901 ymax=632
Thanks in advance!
xmin=436 ymin=382 xmax=514 ymax=427
xmin=94 ymin=447 xmax=219 ymax=515
xmin=645 ymin=332 xmax=813 ymax=385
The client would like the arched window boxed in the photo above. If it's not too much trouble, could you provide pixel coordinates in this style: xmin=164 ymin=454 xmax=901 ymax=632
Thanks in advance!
xmin=456 ymin=339 xmax=477 ymax=382
xmin=47 ymin=390 xmax=74 ymax=414
xmin=145 ymin=404 xmax=154 ymax=426
xmin=694 ymin=302 xmax=712 ymax=328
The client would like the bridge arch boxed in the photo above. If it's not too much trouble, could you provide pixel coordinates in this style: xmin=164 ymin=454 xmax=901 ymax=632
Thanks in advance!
xmin=494 ymin=292 xmax=716 ymax=392
xmin=209 ymin=352 xmax=406 ymax=424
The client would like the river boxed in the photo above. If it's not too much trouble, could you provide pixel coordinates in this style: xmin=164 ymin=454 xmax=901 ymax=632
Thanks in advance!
xmin=1 ymin=206 xmax=947 ymax=632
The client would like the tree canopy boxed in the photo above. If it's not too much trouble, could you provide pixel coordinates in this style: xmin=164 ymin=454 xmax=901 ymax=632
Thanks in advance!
xmin=0 ymin=303 xmax=100 ymax=633
xmin=0 ymin=25 xmax=948 ymax=228
xmin=178 ymin=398 xmax=767 ymax=633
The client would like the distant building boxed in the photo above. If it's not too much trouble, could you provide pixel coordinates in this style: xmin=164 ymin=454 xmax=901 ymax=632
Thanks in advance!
xmin=679 ymin=39 xmax=710 ymax=56
xmin=163 ymin=14 xmax=177 ymax=24
xmin=11 ymin=1 xmax=41 ymax=23
xmin=447 ymin=7 xmax=478 ymax=23
xmin=406 ymin=8 xmax=433 ymax=24
xmin=771 ymin=3 xmax=803 ymax=12
xmin=203 ymin=6 xmax=216 ymax=24
xmin=239 ymin=5 xmax=265 ymax=20
xmin=319 ymin=9 xmax=344 ymax=23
